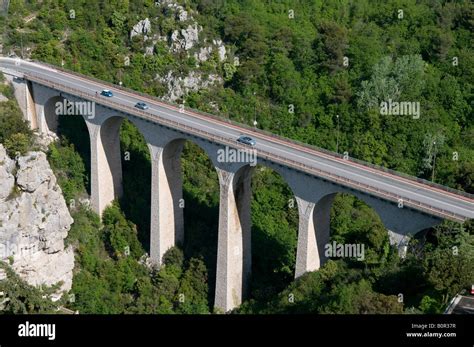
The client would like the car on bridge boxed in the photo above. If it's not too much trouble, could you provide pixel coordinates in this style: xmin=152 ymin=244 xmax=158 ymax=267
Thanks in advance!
xmin=135 ymin=102 xmax=149 ymax=110
xmin=237 ymin=135 xmax=256 ymax=146
xmin=100 ymin=89 xmax=113 ymax=97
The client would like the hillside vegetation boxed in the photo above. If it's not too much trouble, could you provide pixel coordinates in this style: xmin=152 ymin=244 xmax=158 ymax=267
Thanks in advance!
xmin=0 ymin=0 xmax=472 ymax=314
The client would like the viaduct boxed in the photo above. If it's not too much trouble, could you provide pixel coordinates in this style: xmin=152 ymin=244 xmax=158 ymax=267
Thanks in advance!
xmin=1 ymin=58 xmax=473 ymax=311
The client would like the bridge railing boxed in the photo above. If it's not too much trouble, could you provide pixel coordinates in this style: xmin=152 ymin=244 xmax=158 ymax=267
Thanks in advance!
xmin=29 ymin=59 xmax=474 ymax=200
xmin=23 ymin=72 xmax=470 ymax=223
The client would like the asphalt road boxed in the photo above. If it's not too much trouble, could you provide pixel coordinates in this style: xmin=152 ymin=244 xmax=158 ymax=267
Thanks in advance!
xmin=1 ymin=58 xmax=473 ymax=221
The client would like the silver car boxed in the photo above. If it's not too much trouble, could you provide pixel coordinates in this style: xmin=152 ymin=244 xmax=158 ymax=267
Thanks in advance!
xmin=135 ymin=102 xmax=149 ymax=110
xmin=237 ymin=135 xmax=256 ymax=146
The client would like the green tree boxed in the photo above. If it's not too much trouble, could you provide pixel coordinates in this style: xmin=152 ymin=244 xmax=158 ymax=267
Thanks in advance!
xmin=4 ymin=132 xmax=31 ymax=156
xmin=0 ymin=262 xmax=64 ymax=314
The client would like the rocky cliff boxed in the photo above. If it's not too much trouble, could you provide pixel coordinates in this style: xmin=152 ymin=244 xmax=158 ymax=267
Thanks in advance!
xmin=0 ymin=144 xmax=74 ymax=298
xmin=130 ymin=0 xmax=235 ymax=102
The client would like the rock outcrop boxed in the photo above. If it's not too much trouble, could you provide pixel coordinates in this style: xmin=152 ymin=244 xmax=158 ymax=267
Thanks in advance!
xmin=157 ymin=70 xmax=223 ymax=102
xmin=0 ymin=144 xmax=74 ymax=298
xmin=130 ymin=1 xmax=233 ymax=102
xmin=130 ymin=18 xmax=152 ymax=39
xmin=171 ymin=24 xmax=201 ymax=52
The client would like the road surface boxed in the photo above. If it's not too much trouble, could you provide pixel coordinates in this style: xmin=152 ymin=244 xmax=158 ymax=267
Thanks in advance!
xmin=1 ymin=57 xmax=473 ymax=222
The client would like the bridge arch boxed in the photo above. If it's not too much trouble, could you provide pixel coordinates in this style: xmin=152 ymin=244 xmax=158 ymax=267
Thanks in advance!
xmin=295 ymin=185 xmax=441 ymax=277
xmin=42 ymin=94 xmax=92 ymax=195
xmin=318 ymin=192 xmax=389 ymax=266
xmin=82 ymin=109 xmax=153 ymax=217
xmin=146 ymin=134 xmax=222 ymax=264
xmin=145 ymin=136 xmax=222 ymax=309
xmin=43 ymin=95 xmax=63 ymax=135
xmin=247 ymin=164 xmax=298 ymax=299
xmin=98 ymin=115 xmax=124 ymax=199
xmin=159 ymin=137 xmax=221 ymax=251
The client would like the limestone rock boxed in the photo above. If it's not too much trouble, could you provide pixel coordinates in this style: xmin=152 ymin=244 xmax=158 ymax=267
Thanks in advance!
xmin=195 ymin=46 xmax=213 ymax=62
xmin=157 ymin=71 xmax=223 ymax=102
xmin=16 ymin=152 xmax=54 ymax=192
xmin=171 ymin=24 xmax=201 ymax=52
xmin=150 ymin=1 xmax=232 ymax=101
xmin=130 ymin=18 xmax=151 ymax=39
xmin=213 ymin=39 xmax=227 ymax=62
xmin=0 ymin=145 xmax=15 ymax=201
xmin=0 ymin=145 xmax=74 ymax=296
xmin=177 ymin=8 xmax=188 ymax=22
xmin=32 ymin=131 xmax=58 ymax=152
xmin=181 ymin=24 xmax=199 ymax=50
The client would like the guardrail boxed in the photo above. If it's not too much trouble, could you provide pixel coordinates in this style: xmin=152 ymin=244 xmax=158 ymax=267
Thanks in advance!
xmin=31 ymin=60 xmax=474 ymax=201
xmin=24 ymin=72 xmax=469 ymax=223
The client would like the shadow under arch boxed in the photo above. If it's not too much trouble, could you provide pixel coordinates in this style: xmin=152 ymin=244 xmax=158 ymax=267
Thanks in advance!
xmin=116 ymin=118 xmax=152 ymax=250
xmin=248 ymin=163 xmax=299 ymax=302
xmin=45 ymin=95 xmax=92 ymax=195
xmin=169 ymin=138 xmax=220 ymax=308
xmin=318 ymin=191 xmax=391 ymax=268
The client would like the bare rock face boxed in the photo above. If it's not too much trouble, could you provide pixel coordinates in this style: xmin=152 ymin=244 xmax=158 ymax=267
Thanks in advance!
xmin=132 ymin=1 xmax=233 ymax=103
xmin=181 ymin=24 xmax=200 ymax=50
xmin=177 ymin=8 xmax=188 ymax=22
xmin=0 ymin=145 xmax=15 ymax=201
xmin=213 ymin=39 xmax=227 ymax=62
xmin=157 ymin=70 xmax=223 ymax=102
xmin=0 ymin=145 xmax=74 ymax=297
xmin=194 ymin=46 xmax=213 ymax=62
xmin=171 ymin=24 xmax=201 ymax=52
xmin=130 ymin=18 xmax=152 ymax=39
xmin=32 ymin=131 xmax=58 ymax=152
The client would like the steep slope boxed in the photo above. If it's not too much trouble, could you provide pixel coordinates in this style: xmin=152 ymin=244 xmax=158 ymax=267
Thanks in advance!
xmin=0 ymin=144 xmax=74 ymax=298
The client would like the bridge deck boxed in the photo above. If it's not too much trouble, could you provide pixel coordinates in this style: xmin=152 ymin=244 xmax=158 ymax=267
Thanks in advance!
xmin=1 ymin=58 xmax=473 ymax=222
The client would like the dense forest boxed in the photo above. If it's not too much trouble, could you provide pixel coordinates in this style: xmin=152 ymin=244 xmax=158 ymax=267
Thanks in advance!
xmin=0 ymin=0 xmax=473 ymax=314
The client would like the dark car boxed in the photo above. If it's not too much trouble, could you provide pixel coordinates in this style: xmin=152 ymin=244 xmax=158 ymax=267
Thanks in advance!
xmin=100 ymin=89 xmax=113 ymax=97
xmin=135 ymin=102 xmax=149 ymax=110
xmin=237 ymin=135 xmax=256 ymax=146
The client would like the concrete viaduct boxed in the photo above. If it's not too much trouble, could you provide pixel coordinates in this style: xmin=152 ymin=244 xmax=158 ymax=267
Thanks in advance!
xmin=1 ymin=58 xmax=473 ymax=312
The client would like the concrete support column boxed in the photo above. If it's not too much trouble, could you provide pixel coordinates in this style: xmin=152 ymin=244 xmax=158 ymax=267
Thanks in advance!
xmin=214 ymin=166 xmax=253 ymax=312
xmin=29 ymin=85 xmax=59 ymax=135
xmin=26 ymin=82 xmax=37 ymax=130
xmin=9 ymin=77 xmax=37 ymax=129
xmin=149 ymin=140 xmax=184 ymax=265
xmin=87 ymin=118 xmax=123 ymax=215
xmin=35 ymin=102 xmax=48 ymax=134
xmin=295 ymin=194 xmax=334 ymax=278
